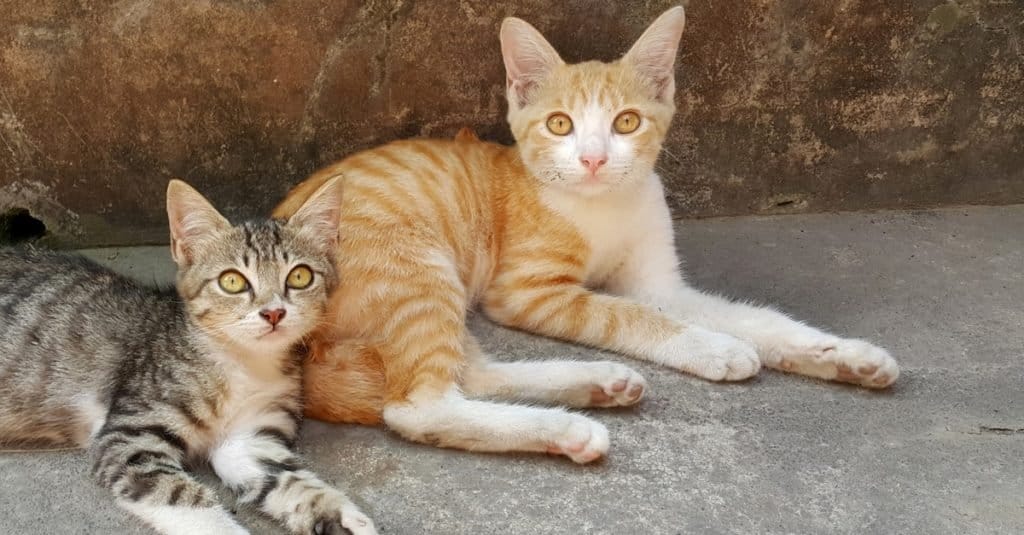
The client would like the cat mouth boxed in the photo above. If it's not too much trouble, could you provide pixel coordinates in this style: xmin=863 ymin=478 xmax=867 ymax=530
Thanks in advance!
xmin=257 ymin=326 xmax=288 ymax=339
xmin=575 ymin=174 xmax=610 ymax=189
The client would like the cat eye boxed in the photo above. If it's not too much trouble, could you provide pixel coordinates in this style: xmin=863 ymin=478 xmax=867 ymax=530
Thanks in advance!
xmin=218 ymin=270 xmax=250 ymax=294
xmin=286 ymin=265 xmax=314 ymax=290
xmin=546 ymin=113 xmax=573 ymax=136
xmin=613 ymin=111 xmax=641 ymax=134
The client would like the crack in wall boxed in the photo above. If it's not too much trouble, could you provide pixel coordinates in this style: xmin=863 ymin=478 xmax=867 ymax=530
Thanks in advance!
xmin=976 ymin=426 xmax=1024 ymax=435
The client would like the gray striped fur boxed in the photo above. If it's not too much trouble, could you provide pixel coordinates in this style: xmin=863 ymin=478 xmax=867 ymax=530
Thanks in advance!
xmin=0 ymin=179 xmax=376 ymax=535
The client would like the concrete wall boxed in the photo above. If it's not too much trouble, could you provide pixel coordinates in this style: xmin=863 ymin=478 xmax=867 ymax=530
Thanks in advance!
xmin=1 ymin=0 xmax=1022 ymax=246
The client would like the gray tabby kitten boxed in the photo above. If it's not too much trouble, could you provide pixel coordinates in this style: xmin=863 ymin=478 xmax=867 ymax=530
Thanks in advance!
xmin=0 ymin=178 xmax=376 ymax=535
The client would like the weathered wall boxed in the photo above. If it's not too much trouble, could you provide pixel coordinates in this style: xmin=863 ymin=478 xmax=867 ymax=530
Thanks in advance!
xmin=0 ymin=0 xmax=1022 ymax=246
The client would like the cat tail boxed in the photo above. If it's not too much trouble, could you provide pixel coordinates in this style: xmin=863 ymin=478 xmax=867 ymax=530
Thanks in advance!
xmin=302 ymin=338 xmax=386 ymax=425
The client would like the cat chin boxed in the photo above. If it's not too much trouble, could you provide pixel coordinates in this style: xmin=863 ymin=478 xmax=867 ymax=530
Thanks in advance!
xmin=543 ymin=171 xmax=647 ymax=198
xmin=219 ymin=328 xmax=303 ymax=355
xmin=254 ymin=327 xmax=301 ymax=345
xmin=551 ymin=179 xmax=619 ymax=197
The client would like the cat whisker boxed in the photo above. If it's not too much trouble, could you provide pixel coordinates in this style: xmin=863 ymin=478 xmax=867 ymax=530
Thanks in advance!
xmin=654 ymin=163 xmax=676 ymax=177
xmin=660 ymin=147 xmax=684 ymax=165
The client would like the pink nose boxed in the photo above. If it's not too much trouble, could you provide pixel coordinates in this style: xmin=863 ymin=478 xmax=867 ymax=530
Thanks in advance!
xmin=580 ymin=154 xmax=607 ymax=173
xmin=260 ymin=308 xmax=286 ymax=326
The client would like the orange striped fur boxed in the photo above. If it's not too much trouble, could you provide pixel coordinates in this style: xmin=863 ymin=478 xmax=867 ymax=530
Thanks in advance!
xmin=275 ymin=6 xmax=898 ymax=463
xmin=278 ymin=133 xmax=682 ymax=390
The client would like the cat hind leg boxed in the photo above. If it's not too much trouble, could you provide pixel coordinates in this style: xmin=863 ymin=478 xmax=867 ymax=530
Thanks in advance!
xmin=461 ymin=354 xmax=647 ymax=408
xmin=383 ymin=386 xmax=610 ymax=464
xmin=301 ymin=334 xmax=614 ymax=463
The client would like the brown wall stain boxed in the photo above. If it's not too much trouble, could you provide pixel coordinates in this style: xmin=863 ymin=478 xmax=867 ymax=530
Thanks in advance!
xmin=0 ymin=0 xmax=1021 ymax=246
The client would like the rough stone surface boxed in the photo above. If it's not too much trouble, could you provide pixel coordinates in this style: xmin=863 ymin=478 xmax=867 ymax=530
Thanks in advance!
xmin=0 ymin=1 xmax=1022 ymax=246
xmin=2 ymin=206 xmax=1022 ymax=534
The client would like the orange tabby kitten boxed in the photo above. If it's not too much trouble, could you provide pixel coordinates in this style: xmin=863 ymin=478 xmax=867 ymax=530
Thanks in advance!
xmin=274 ymin=7 xmax=899 ymax=463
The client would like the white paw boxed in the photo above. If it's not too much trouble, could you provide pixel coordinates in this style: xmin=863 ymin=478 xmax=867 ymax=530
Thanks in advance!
xmin=587 ymin=362 xmax=647 ymax=407
xmin=339 ymin=501 xmax=378 ymax=535
xmin=770 ymin=335 xmax=899 ymax=388
xmin=659 ymin=327 xmax=761 ymax=381
xmin=547 ymin=416 xmax=609 ymax=464
xmin=302 ymin=491 xmax=378 ymax=535
xmin=829 ymin=338 xmax=899 ymax=388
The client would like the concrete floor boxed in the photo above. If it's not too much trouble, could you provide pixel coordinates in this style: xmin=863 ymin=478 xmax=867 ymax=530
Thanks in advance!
xmin=1 ymin=206 xmax=1022 ymax=534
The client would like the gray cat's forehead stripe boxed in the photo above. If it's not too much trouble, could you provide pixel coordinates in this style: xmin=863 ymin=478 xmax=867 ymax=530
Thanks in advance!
xmin=241 ymin=220 xmax=287 ymax=263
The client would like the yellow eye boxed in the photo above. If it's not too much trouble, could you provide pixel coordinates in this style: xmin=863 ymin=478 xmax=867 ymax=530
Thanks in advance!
xmin=546 ymin=113 xmax=573 ymax=136
xmin=613 ymin=111 xmax=641 ymax=134
xmin=218 ymin=270 xmax=249 ymax=294
xmin=286 ymin=265 xmax=314 ymax=290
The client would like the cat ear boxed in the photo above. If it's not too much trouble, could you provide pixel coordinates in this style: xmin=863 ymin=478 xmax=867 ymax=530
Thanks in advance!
xmin=165 ymin=179 xmax=231 ymax=265
xmin=500 ymin=17 xmax=564 ymax=108
xmin=623 ymin=6 xmax=686 ymax=102
xmin=287 ymin=176 xmax=343 ymax=253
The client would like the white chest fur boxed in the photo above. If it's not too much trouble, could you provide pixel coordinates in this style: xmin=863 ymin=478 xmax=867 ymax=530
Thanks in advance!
xmin=540 ymin=174 xmax=672 ymax=287
xmin=200 ymin=352 xmax=297 ymax=450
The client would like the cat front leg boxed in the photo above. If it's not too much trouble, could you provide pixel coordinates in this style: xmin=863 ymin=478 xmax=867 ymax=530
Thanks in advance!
xmin=606 ymin=227 xmax=898 ymax=388
xmin=482 ymin=260 xmax=759 ymax=381
xmin=210 ymin=428 xmax=377 ymax=535
xmin=657 ymin=285 xmax=898 ymax=388
xmin=91 ymin=424 xmax=248 ymax=535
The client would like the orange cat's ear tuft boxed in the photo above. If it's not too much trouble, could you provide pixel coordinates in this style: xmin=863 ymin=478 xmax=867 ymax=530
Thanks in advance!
xmin=288 ymin=176 xmax=343 ymax=253
xmin=500 ymin=17 xmax=564 ymax=109
xmin=165 ymin=179 xmax=230 ymax=266
xmin=623 ymin=6 xmax=686 ymax=103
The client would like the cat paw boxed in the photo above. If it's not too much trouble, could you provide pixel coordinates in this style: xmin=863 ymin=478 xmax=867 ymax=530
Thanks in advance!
xmin=312 ymin=518 xmax=351 ymax=535
xmin=546 ymin=416 xmax=609 ymax=464
xmin=588 ymin=363 xmax=646 ymax=407
xmin=829 ymin=338 xmax=899 ymax=388
xmin=303 ymin=496 xmax=377 ymax=535
xmin=770 ymin=336 xmax=898 ymax=388
xmin=660 ymin=328 xmax=761 ymax=381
